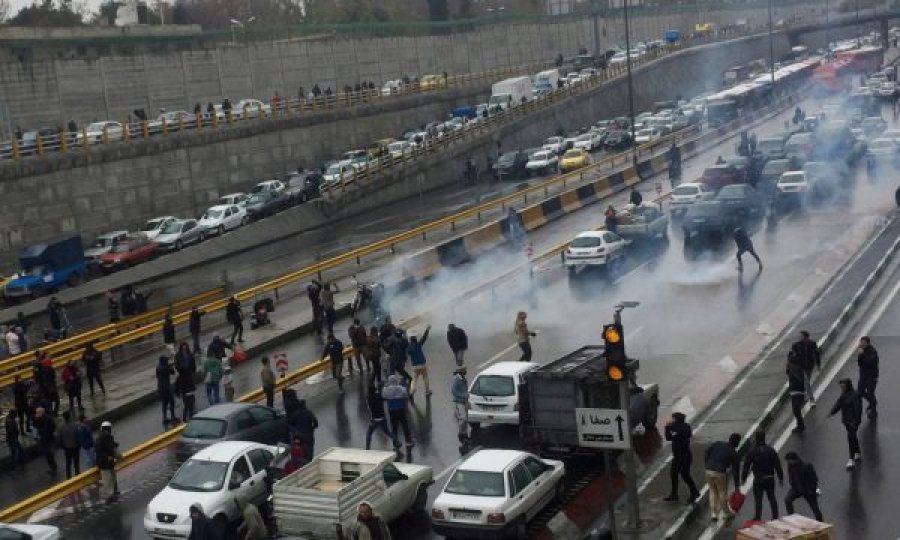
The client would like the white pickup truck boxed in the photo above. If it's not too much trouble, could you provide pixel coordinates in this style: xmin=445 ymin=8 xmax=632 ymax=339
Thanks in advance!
xmin=272 ymin=448 xmax=433 ymax=539
xmin=615 ymin=202 xmax=669 ymax=240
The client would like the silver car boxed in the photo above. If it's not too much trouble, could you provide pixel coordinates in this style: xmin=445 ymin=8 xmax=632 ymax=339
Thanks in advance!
xmin=176 ymin=403 xmax=288 ymax=461
xmin=155 ymin=219 xmax=203 ymax=251
xmin=84 ymin=230 xmax=129 ymax=268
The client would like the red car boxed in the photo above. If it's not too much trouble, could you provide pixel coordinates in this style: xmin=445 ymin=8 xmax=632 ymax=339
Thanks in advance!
xmin=99 ymin=233 xmax=158 ymax=273
xmin=698 ymin=164 xmax=745 ymax=190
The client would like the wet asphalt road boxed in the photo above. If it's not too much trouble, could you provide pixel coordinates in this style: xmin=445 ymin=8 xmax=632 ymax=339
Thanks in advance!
xmin=14 ymin=98 xmax=900 ymax=539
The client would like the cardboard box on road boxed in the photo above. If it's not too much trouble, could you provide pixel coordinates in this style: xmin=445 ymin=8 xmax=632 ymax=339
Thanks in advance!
xmin=737 ymin=514 xmax=834 ymax=540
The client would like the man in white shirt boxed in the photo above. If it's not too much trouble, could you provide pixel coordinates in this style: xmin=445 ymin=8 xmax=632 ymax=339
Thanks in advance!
xmin=5 ymin=327 xmax=21 ymax=356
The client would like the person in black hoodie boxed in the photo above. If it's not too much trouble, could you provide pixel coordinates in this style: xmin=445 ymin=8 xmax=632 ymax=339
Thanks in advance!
xmin=783 ymin=451 xmax=823 ymax=520
xmin=733 ymin=227 xmax=762 ymax=272
xmin=663 ymin=412 xmax=700 ymax=503
xmin=156 ymin=356 xmax=176 ymax=424
xmin=189 ymin=307 xmax=204 ymax=354
xmin=787 ymin=360 xmax=807 ymax=434
xmin=446 ymin=324 xmax=468 ymax=367
xmin=226 ymin=296 xmax=244 ymax=345
xmin=365 ymin=383 xmax=401 ymax=455
xmin=162 ymin=312 xmax=176 ymax=355
xmin=829 ymin=378 xmax=863 ymax=469
xmin=176 ymin=368 xmax=197 ymax=422
xmin=790 ymin=331 xmax=821 ymax=405
xmin=289 ymin=399 xmax=319 ymax=458
xmin=856 ymin=336 xmax=878 ymax=419
xmin=33 ymin=406 xmax=57 ymax=474
xmin=741 ymin=430 xmax=783 ymax=521
xmin=704 ymin=433 xmax=741 ymax=520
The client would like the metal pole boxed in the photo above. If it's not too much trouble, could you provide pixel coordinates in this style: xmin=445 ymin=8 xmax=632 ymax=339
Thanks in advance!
xmin=593 ymin=0 xmax=601 ymax=57
xmin=603 ymin=451 xmax=618 ymax=538
xmin=623 ymin=0 xmax=637 ymax=167
xmin=768 ymin=0 xmax=775 ymax=89
xmin=613 ymin=308 xmax=641 ymax=529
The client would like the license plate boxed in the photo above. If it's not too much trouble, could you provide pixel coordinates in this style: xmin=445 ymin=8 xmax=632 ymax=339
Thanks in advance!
xmin=452 ymin=510 xmax=481 ymax=520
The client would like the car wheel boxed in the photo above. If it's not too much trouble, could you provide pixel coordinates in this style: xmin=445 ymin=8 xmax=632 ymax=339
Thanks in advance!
xmin=412 ymin=484 xmax=428 ymax=512
xmin=217 ymin=225 xmax=225 ymax=236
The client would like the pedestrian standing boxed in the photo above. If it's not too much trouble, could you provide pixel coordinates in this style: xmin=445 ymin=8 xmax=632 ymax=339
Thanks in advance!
xmin=61 ymin=360 xmax=83 ymax=413
xmin=82 ymin=342 xmax=106 ymax=396
xmin=663 ymin=412 xmax=700 ymax=503
xmin=348 ymin=501 xmax=392 ymax=540
xmin=189 ymin=307 xmax=204 ymax=354
xmin=95 ymin=421 xmax=120 ymax=502
xmin=37 ymin=353 xmax=60 ymax=417
xmin=288 ymin=399 xmax=318 ymax=457
xmin=307 ymin=281 xmax=324 ymax=336
xmin=856 ymin=336 xmax=878 ymax=419
xmin=221 ymin=359 xmax=234 ymax=402
xmin=47 ymin=297 xmax=64 ymax=333
xmin=364 ymin=327 xmax=383 ymax=384
xmin=32 ymin=406 xmax=58 ymax=475
xmin=784 ymin=451 xmax=823 ymax=521
xmin=12 ymin=375 xmax=30 ymax=434
xmin=828 ymin=378 xmax=863 ymax=469
xmin=202 ymin=354 xmax=223 ymax=405
xmin=156 ymin=356 xmax=176 ymax=424
xmin=226 ymin=297 xmax=244 ymax=345
xmin=5 ymin=409 xmax=24 ymax=470
xmin=449 ymin=366 xmax=470 ymax=451
xmin=322 ymin=334 xmax=346 ymax=394
xmin=514 ymin=312 xmax=536 ymax=362
xmin=704 ymin=433 xmax=741 ymax=520
xmin=5 ymin=325 xmax=20 ymax=356
xmin=408 ymin=325 xmax=432 ymax=397
xmin=787 ymin=361 xmax=807 ymax=434
xmin=175 ymin=342 xmax=196 ymax=380
xmin=385 ymin=329 xmax=412 ymax=381
xmin=322 ymin=283 xmax=338 ymax=336
xmin=59 ymin=410 xmax=81 ymax=478
xmin=348 ymin=319 xmax=368 ymax=373
xmin=733 ymin=227 xmax=763 ymax=271
xmin=605 ymin=205 xmax=618 ymax=233
xmin=260 ymin=356 xmax=276 ymax=408
xmin=383 ymin=375 xmax=414 ymax=448
xmin=790 ymin=331 xmax=821 ymax=405
xmin=162 ymin=312 xmax=176 ymax=355
xmin=188 ymin=503 xmax=219 ymax=540
xmin=630 ymin=186 xmax=643 ymax=206
xmin=77 ymin=414 xmax=94 ymax=468
xmin=446 ymin=324 xmax=468 ymax=366
xmin=741 ymin=430 xmax=783 ymax=521
xmin=365 ymin=383 xmax=401 ymax=453
xmin=14 ymin=326 xmax=27 ymax=354
xmin=177 ymin=369 xmax=197 ymax=422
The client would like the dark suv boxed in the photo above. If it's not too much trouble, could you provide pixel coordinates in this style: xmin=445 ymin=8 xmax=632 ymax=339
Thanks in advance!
xmin=682 ymin=201 xmax=732 ymax=240
xmin=493 ymin=150 xmax=529 ymax=180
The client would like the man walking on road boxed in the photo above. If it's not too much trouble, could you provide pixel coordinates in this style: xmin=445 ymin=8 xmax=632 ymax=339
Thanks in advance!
xmin=96 ymin=421 xmax=120 ymax=502
xmin=784 ymin=451 xmax=823 ymax=521
xmin=741 ymin=430 xmax=783 ymax=521
xmin=365 ymin=383 xmax=401 ymax=455
xmin=82 ymin=342 xmax=105 ymax=396
xmin=156 ymin=356 xmax=176 ymax=424
xmin=790 ymin=331 xmax=821 ymax=405
xmin=189 ymin=307 xmax=204 ymax=355
xmin=226 ymin=296 xmax=244 ymax=345
xmin=260 ymin=356 xmax=276 ymax=408
xmin=408 ymin=325 xmax=432 ymax=397
xmin=450 ymin=367 xmax=470 ymax=453
xmin=734 ymin=227 xmax=762 ymax=272
xmin=515 ymin=312 xmax=536 ymax=362
xmin=787 ymin=361 xmax=807 ymax=434
xmin=323 ymin=333 xmax=346 ymax=394
xmin=288 ymin=399 xmax=319 ymax=457
xmin=5 ymin=409 xmax=23 ymax=470
xmin=829 ymin=378 xmax=863 ymax=469
xmin=59 ymin=410 xmax=80 ymax=479
xmin=385 ymin=329 xmax=412 ymax=382
xmin=348 ymin=319 xmax=368 ymax=373
xmin=447 ymin=324 xmax=468 ymax=366
xmin=663 ymin=412 xmax=700 ymax=503
xmin=383 ymin=375 xmax=414 ymax=449
xmin=33 ymin=406 xmax=57 ymax=475
xmin=856 ymin=336 xmax=879 ymax=419
xmin=704 ymin=433 xmax=741 ymax=520
xmin=162 ymin=312 xmax=176 ymax=355
xmin=364 ymin=327 xmax=383 ymax=384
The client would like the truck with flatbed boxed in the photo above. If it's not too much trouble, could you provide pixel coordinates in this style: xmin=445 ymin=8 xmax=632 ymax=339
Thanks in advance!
xmin=615 ymin=202 xmax=669 ymax=240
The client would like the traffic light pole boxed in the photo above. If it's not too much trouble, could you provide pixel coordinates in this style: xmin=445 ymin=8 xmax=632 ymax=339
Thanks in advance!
xmin=613 ymin=304 xmax=644 ymax=530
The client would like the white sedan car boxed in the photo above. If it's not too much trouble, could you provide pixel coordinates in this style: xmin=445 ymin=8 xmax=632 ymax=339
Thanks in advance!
xmin=234 ymin=98 xmax=272 ymax=119
xmin=525 ymin=150 xmax=559 ymax=175
xmin=669 ymin=182 xmax=716 ymax=214
xmin=572 ymin=131 xmax=603 ymax=152
xmin=81 ymin=121 xmax=124 ymax=144
xmin=542 ymin=136 xmax=566 ymax=155
xmin=144 ymin=441 xmax=281 ymax=539
xmin=431 ymin=449 xmax=565 ymax=539
xmin=139 ymin=216 xmax=178 ymax=240
xmin=198 ymin=204 xmax=247 ymax=236
xmin=0 ymin=523 xmax=61 ymax=539
xmin=563 ymin=230 xmax=628 ymax=271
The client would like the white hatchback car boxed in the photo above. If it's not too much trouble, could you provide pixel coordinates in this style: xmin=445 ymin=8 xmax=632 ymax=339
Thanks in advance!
xmin=777 ymin=170 xmax=809 ymax=195
xmin=0 ymin=523 xmax=61 ymax=539
xmin=563 ymin=230 xmax=628 ymax=270
xmin=139 ymin=216 xmax=178 ymax=240
xmin=198 ymin=204 xmax=247 ymax=236
xmin=144 ymin=441 xmax=281 ymax=539
xmin=669 ymin=182 xmax=716 ymax=214
xmin=431 ymin=449 xmax=565 ymax=539
xmin=468 ymin=362 xmax=539 ymax=428
xmin=525 ymin=150 xmax=559 ymax=175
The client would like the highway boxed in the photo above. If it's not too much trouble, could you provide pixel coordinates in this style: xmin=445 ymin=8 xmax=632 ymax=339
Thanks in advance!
xmin=10 ymin=91 xmax=899 ymax=539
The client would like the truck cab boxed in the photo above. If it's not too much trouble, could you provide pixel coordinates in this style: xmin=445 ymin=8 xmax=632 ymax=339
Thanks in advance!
xmin=3 ymin=235 xmax=85 ymax=299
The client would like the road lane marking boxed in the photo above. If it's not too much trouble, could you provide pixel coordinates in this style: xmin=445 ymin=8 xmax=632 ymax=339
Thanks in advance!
xmin=478 ymin=343 xmax=520 ymax=369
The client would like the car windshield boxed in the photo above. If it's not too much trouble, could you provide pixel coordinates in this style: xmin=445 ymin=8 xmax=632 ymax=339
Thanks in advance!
xmin=248 ymin=194 xmax=267 ymax=204
xmin=204 ymin=209 xmax=222 ymax=220
xmin=326 ymin=163 xmax=343 ymax=175
xmin=571 ymin=236 xmax=603 ymax=248
xmin=168 ymin=459 xmax=229 ymax=492
xmin=86 ymin=122 xmax=108 ymax=131
xmin=576 ymin=134 xmax=592 ymax=141
xmin=110 ymin=242 xmax=132 ymax=253
xmin=532 ymin=151 xmax=552 ymax=160
xmin=470 ymin=375 xmax=515 ymax=397
xmin=93 ymin=237 xmax=115 ymax=248
xmin=182 ymin=418 xmax=227 ymax=440
xmin=25 ymin=265 xmax=46 ymax=277
xmin=141 ymin=220 xmax=163 ymax=232
xmin=498 ymin=152 xmax=518 ymax=164
xmin=388 ymin=142 xmax=407 ymax=152
xmin=672 ymin=186 xmax=699 ymax=196
xmin=637 ymin=129 xmax=652 ymax=137
xmin=161 ymin=221 xmax=182 ymax=234
xmin=444 ymin=470 xmax=505 ymax=497
xmin=545 ymin=137 xmax=563 ymax=144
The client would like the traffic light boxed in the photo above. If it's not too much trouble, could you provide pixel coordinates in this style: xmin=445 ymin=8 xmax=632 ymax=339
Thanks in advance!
xmin=603 ymin=323 xmax=626 ymax=381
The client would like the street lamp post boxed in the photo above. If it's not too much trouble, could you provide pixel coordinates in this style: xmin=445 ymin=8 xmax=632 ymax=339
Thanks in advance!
xmin=767 ymin=0 xmax=775 ymax=90
xmin=623 ymin=0 xmax=638 ymax=168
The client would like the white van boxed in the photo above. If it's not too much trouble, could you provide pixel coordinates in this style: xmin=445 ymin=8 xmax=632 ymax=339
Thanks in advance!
xmin=468 ymin=361 xmax=539 ymax=428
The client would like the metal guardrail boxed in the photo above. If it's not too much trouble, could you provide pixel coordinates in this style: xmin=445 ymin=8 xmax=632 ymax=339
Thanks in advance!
xmin=0 ymin=85 xmax=806 ymax=523
xmin=0 ymin=64 xmax=549 ymax=162
xmin=0 ymin=287 xmax=224 ymax=389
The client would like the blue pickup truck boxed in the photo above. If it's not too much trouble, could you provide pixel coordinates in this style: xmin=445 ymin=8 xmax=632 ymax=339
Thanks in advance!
xmin=3 ymin=235 xmax=86 ymax=300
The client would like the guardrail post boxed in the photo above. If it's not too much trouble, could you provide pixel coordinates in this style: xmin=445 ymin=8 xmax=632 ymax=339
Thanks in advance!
xmin=142 ymin=120 xmax=149 ymax=139
xmin=81 ymin=127 xmax=88 ymax=150
xmin=162 ymin=118 xmax=168 ymax=136
xmin=35 ymin=135 xmax=43 ymax=155
xmin=59 ymin=130 xmax=68 ymax=153
xmin=196 ymin=112 xmax=203 ymax=129
xmin=10 ymin=138 xmax=19 ymax=160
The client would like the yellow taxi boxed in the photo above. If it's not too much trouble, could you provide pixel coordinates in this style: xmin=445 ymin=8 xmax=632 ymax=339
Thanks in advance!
xmin=559 ymin=148 xmax=591 ymax=173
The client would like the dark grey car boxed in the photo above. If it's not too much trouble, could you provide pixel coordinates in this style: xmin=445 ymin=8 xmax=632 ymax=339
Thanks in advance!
xmin=176 ymin=403 xmax=288 ymax=461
